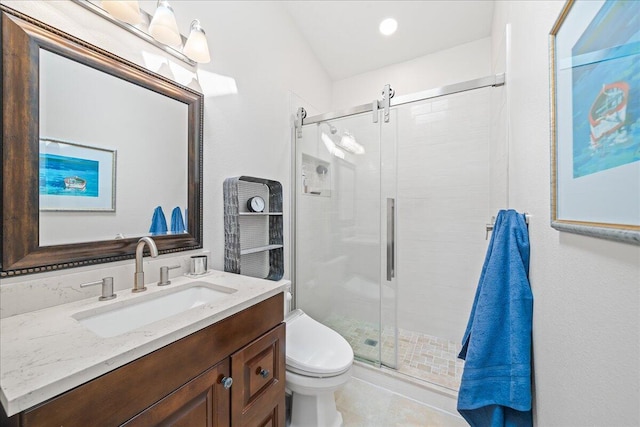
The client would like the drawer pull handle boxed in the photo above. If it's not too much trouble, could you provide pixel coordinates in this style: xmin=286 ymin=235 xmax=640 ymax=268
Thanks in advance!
xmin=221 ymin=376 xmax=233 ymax=389
xmin=259 ymin=369 xmax=270 ymax=379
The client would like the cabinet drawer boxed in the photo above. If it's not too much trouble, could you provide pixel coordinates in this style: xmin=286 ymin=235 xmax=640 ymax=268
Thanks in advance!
xmin=231 ymin=323 xmax=285 ymax=427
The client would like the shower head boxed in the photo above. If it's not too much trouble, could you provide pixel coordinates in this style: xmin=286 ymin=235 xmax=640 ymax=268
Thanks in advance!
xmin=319 ymin=121 xmax=338 ymax=134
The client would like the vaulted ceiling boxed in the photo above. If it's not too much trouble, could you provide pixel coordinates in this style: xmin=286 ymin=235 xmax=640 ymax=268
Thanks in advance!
xmin=283 ymin=1 xmax=495 ymax=80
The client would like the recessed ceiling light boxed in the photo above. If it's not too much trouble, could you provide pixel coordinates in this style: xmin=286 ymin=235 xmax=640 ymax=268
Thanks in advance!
xmin=379 ymin=18 xmax=398 ymax=36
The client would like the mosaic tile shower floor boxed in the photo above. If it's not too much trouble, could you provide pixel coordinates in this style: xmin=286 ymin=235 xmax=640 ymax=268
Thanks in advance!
xmin=325 ymin=315 xmax=464 ymax=390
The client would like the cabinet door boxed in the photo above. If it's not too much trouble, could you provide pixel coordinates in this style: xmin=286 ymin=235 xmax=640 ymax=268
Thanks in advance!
xmin=123 ymin=359 xmax=230 ymax=427
xmin=231 ymin=323 xmax=285 ymax=427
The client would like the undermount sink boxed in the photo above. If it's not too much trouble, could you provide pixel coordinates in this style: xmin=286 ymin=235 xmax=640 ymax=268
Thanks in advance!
xmin=73 ymin=281 xmax=237 ymax=338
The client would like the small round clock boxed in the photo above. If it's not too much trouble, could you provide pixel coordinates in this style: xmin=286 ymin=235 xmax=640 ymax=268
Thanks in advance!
xmin=247 ymin=196 xmax=265 ymax=213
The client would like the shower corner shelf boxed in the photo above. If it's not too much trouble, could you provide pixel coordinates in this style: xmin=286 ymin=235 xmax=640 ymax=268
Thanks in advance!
xmin=223 ymin=176 xmax=283 ymax=281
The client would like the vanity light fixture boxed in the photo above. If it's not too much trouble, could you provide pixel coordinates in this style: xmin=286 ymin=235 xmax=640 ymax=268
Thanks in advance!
xmin=379 ymin=18 xmax=398 ymax=36
xmin=149 ymin=0 xmax=182 ymax=47
xmin=100 ymin=0 xmax=141 ymax=25
xmin=183 ymin=20 xmax=211 ymax=63
xmin=77 ymin=0 xmax=210 ymax=67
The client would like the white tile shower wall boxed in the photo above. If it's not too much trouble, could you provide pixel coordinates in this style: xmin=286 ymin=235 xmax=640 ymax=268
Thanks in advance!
xmin=396 ymin=88 xmax=492 ymax=343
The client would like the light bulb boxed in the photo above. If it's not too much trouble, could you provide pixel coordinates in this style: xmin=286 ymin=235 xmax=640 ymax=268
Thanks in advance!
xmin=101 ymin=1 xmax=142 ymax=25
xmin=183 ymin=20 xmax=211 ymax=63
xmin=379 ymin=18 xmax=398 ymax=36
xmin=149 ymin=0 xmax=182 ymax=47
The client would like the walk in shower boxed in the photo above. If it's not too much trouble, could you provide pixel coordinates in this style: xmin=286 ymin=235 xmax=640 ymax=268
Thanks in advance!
xmin=293 ymin=75 xmax=507 ymax=391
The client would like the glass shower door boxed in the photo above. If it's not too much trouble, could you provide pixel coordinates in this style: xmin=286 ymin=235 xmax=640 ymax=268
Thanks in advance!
xmin=295 ymin=111 xmax=397 ymax=368
xmin=295 ymin=81 xmax=501 ymax=390
xmin=390 ymin=86 xmax=495 ymax=390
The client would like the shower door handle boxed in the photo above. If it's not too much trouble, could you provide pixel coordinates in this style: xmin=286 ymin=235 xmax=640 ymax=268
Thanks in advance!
xmin=386 ymin=198 xmax=395 ymax=281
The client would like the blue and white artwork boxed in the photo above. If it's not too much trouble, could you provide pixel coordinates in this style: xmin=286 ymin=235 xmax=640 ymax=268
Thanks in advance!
xmin=39 ymin=153 xmax=99 ymax=197
xmin=39 ymin=139 xmax=115 ymax=211
xmin=571 ymin=0 xmax=640 ymax=178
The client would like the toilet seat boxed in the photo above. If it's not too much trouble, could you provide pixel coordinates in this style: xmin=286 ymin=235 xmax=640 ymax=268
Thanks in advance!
xmin=285 ymin=309 xmax=354 ymax=378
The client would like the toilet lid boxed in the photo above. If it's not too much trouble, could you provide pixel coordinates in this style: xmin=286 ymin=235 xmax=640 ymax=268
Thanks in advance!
xmin=285 ymin=310 xmax=354 ymax=376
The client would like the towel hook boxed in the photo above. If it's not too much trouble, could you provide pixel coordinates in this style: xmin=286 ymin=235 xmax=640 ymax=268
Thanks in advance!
xmin=485 ymin=216 xmax=496 ymax=240
xmin=485 ymin=213 xmax=530 ymax=240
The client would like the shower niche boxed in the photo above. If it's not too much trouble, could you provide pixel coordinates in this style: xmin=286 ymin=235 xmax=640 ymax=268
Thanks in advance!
xmin=301 ymin=153 xmax=331 ymax=197
xmin=223 ymin=176 xmax=283 ymax=281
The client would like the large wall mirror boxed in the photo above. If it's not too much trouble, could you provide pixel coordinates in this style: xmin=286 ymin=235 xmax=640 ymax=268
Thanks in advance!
xmin=1 ymin=6 xmax=203 ymax=276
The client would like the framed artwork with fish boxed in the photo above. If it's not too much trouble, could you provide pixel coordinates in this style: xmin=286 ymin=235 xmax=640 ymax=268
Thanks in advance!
xmin=39 ymin=138 xmax=116 ymax=211
xmin=550 ymin=0 xmax=640 ymax=245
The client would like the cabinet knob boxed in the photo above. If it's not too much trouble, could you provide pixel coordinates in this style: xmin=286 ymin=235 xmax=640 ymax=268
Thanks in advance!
xmin=221 ymin=376 xmax=233 ymax=389
xmin=259 ymin=369 xmax=270 ymax=379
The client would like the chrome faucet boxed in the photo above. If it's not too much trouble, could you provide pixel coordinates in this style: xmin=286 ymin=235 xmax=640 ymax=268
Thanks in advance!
xmin=133 ymin=236 xmax=158 ymax=293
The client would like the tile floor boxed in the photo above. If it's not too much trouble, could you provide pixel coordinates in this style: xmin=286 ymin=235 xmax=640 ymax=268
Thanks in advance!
xmin=325 ymin=315 xmax=464 ymax=390
xmin=335 ymin=378 xmax=467 ymax=427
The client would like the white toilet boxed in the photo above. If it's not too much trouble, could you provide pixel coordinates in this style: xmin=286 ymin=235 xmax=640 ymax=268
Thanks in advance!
xmin=285 ymin=309 xmax=354 ymax=427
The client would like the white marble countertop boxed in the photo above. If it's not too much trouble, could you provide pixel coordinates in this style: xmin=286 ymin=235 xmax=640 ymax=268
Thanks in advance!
xmin=0 ymin=270 xmax=289 ymax=417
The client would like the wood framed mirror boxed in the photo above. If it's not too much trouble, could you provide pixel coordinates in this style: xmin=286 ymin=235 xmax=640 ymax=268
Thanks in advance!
xmin=1 ymin=5 xmax=203 ymax=276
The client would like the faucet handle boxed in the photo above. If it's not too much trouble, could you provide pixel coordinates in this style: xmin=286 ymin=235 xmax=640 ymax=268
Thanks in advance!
xmin=80 ymin=277 xmax=116 ymax=301
xmin=158 ymin=265 xmax=180 ymax=286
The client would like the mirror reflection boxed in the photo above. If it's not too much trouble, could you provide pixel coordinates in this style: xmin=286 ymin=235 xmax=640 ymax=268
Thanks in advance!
xmin=39 ymin=49 xmax=188 ymax=246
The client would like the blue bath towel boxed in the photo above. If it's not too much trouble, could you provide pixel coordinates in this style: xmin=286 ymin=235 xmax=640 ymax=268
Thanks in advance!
xmin=457 ymin=210 xmax=533 ymax=427
xmin=170 ymin=207 xmax=185 ymax=234
xmin=149 ymin=206 xmax=168 ymax=235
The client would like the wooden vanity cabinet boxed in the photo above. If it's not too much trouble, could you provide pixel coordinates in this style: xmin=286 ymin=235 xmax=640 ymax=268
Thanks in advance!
xmin=1 ymin=293 xmax=285 ymax=427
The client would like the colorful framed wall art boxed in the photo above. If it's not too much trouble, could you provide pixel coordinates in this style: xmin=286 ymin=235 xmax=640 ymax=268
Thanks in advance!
xmin=550 ymin=0 xmax=640 ymax=245
xmin=39 ymin=138 xmax=116 ymax=211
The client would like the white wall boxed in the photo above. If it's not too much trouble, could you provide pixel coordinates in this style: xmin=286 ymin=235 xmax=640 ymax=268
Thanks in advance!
xmin=0 ymin=1 xmax=331 ymax=316
xmin=331 ymin=37 xmax=492 ymax=111
xmin=169 ymin=1 xmax=332 ymax=276
xmin=492 ymin=2 xmax=640 ymax=426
